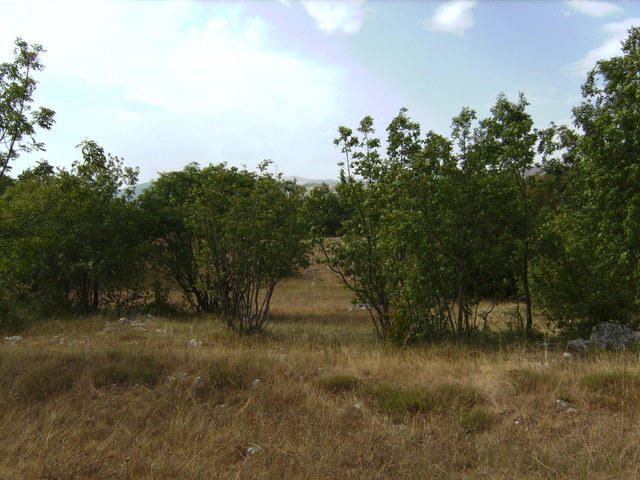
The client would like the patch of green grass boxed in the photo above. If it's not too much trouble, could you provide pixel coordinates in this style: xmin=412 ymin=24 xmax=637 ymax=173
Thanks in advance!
xmin=457 ymin=408 xmax=495 ymax=434
xmin=18 ymin=367 xmax=75 ymax=401
xmin=506 ymin=367 xmax=556 ymax=394
xmin=93 ymin=365 xmax=130 ymax=387
xmin=318 ymin=375 xmax=361 ymax=393
xmin=579 ymin=370 xmax=640 ymax=409
xmin=92 ymin=352 xmax=166 ymax=388
xmin=366 ymin=383 xmax=432 ymax=414
xmin=207 ymin=358 xmax=253 ymax=389
xmin=432 ymin=383 xmax=485 ymax=412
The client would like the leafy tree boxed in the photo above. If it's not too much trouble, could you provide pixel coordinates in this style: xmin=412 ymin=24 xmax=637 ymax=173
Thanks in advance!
xmin=323 ymin=116 xmax=396 ymax=338
xmin=188 ymin=162 xmax=309 ymax=334
xmin=0 ymin=38 xmax=55 ymax=181
xmin=534 ymin=28 xmax=640 ymax=331
xmin=137 ymin=164 xmax=220 ymax=313
xmin=303 ymin=183 xmax=346 ymax=237
xmin=477 ymin=93 xmax=539 ymax=333
xmin=0 ymin=141 xmax=143 ymax=315
xmin=327 ymin=106 xmax=536 ymax=342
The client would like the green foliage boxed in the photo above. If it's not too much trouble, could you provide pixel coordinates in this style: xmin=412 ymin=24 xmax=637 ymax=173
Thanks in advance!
xmin=303 ymin=183 xmax=346 ymax=237
xmin=0 ymin=142 xmax=144 ymax=316
xmin=327 ymin=102 xmax=535 ymax=341
xmin=317 ymin=374 xmax=361 ymax=393
xmin=534 ymin=27 xmax=640 ymax=330
xmin=137 ymin=163 xmax=217 ymax=314
xmin=140 ymin=162 xmax=309 ymax=334
xmin=0 ymin=38 xmax=55 ymax=181
xmin=188 ymin=163 xmax=310 ymax=334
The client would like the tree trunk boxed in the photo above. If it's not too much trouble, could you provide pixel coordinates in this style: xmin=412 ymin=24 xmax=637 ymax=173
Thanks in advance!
xmin=522 ymin=261 xmax=533 ymax=333
xmin=91 ymin=280 xmax=99 ymax=312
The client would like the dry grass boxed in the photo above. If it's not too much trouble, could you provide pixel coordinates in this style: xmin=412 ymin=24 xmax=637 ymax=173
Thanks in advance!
xmin=2 ymin=267 xmax=640 ymax=479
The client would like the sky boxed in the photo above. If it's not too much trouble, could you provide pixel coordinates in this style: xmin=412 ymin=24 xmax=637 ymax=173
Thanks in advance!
xmin=1 ymin=0 xmax=639 ymax=183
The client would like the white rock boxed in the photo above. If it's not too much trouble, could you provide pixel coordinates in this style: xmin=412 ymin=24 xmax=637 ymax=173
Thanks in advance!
xmin=563 ymin=352 xmax=574 ymax=359
xmin=3 ymin=336 xmax=22 ymax=344
xmin=246 ymin=446 xmax=261 ymax=455
xmin=252 ymin=379 xmax=262 ymax=386
xmin=188 ymin=339 xmax=202 ymax=347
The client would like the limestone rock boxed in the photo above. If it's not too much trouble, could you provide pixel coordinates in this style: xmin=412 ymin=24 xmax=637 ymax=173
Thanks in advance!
xmin=590 ymin=322 xmax=640 ymax=349
xmin=567 ymin=339 xmax=594 ymax=350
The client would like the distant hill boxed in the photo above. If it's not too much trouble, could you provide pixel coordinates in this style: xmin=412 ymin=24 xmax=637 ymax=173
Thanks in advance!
xmin=283 ymin=176 xmax=339 ymax=188
xmin=126 ymin=177 xmax=338 ymax=197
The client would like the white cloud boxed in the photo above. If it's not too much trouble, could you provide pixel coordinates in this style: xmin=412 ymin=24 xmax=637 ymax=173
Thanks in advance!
xmin=571 ymin=18 xmax=640 ymax=75
xmin=426 ymin=0 xmax=477 ymax=36
xmin=301 ymin=0 xmax=366 ymax=34
xmin=0 ymin=0 xmax=350 ymax=180
xmin=565 ymin=1 xmax=623 ymax=17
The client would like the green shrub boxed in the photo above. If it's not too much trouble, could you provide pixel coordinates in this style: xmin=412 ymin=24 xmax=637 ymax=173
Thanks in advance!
xmin=19 ymin=367 xmax=75 ymax=401
xmin=318 ymin=375 xmax=361 ymax=393
xmin=457 ymin=408 xmax=495 ymax=433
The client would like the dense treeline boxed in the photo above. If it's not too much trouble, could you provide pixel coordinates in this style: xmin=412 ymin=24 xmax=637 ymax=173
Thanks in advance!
xmin=325 ymin=29 xmax=640 ymax=341
xmin=1 ymin=30 xmax=639 ymax=340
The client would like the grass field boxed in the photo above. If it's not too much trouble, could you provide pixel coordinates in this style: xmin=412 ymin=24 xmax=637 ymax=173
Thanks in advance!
xmin=2 ymin=265 xmax=640 ymax=479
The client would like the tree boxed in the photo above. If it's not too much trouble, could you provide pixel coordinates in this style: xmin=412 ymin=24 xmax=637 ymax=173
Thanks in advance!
xmin=0 ymin=38 xmax=55 ymax=181
xmin=188 ymin=162 xmax=310 ymax=334
xmin=534 ymin=27 xmax=640 ymax=331
xmin=323 ymin=116 xmax=395 ymax=338
xmin=478 ymin=93 xmax=539 ymax=333
xmin=303 ymin=183 xmax=346 ymax=237
xmin=326 ymin=108 xmax=523 ymax=342
xmin=0 ymin=141 xmax=144 ymax=316
xmin=137 ymin=164 xmax=221 ymax=313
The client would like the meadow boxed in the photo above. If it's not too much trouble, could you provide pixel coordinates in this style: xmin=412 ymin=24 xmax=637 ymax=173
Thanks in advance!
xmin=1 ymin=265 xmax=640 ymax=479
